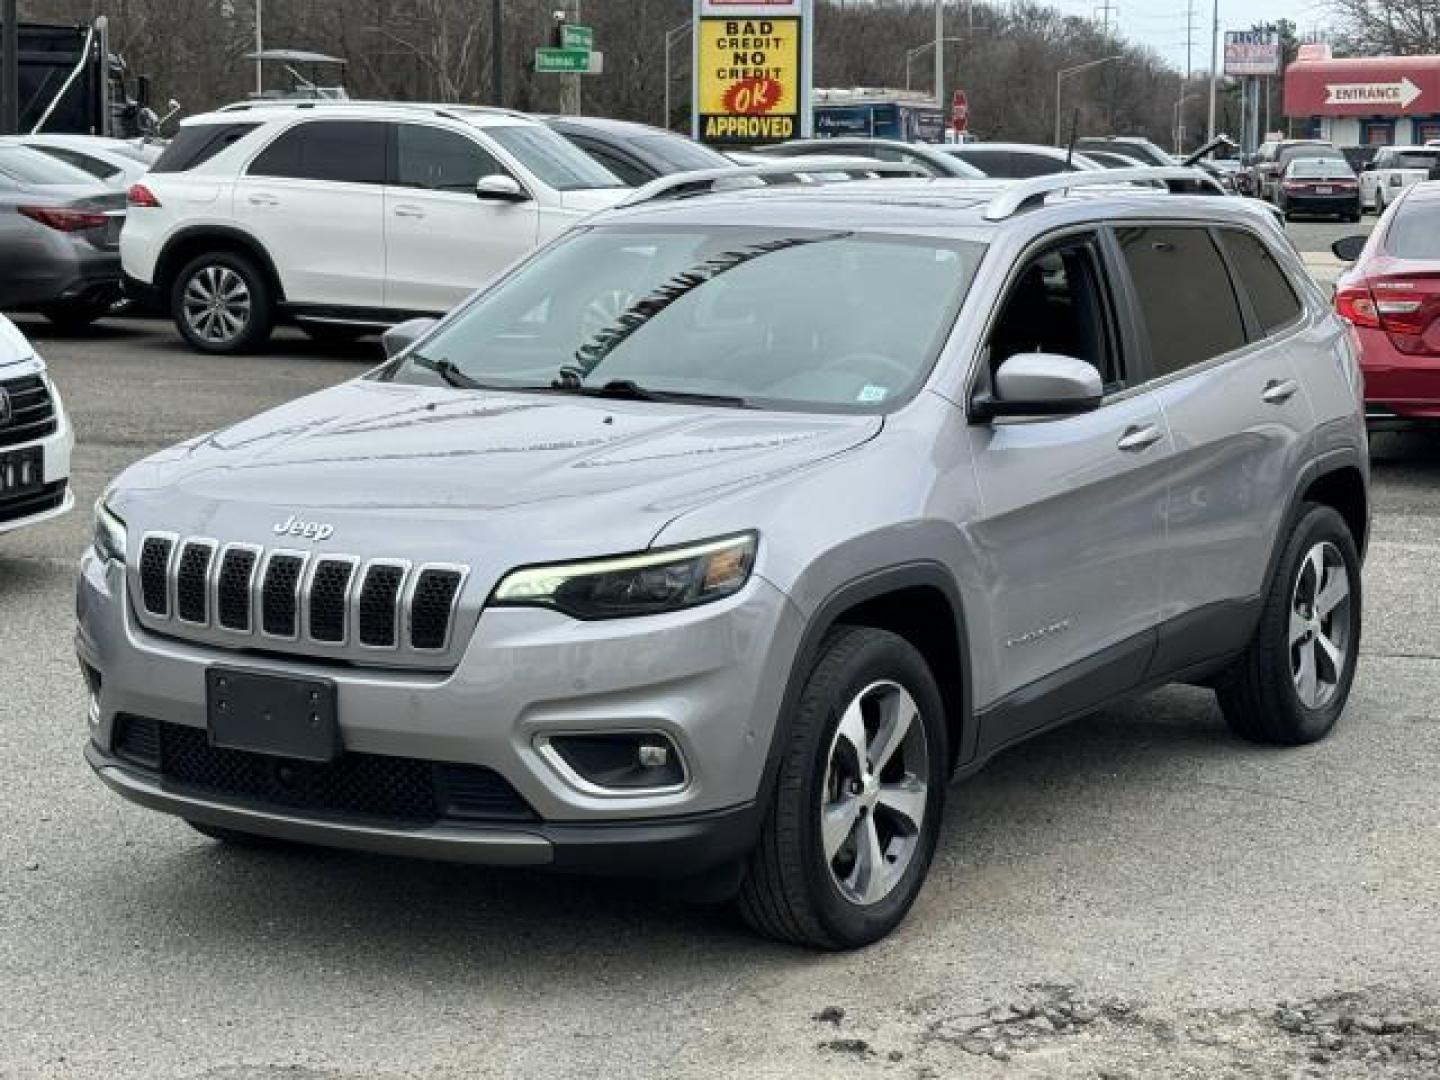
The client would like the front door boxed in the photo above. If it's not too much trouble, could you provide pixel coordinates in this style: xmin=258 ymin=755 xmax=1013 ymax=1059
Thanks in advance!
xmin=966 ymin=230 xmax=1172 ymax=752
xmin=383 ymin=122 xmax=540 ymax=315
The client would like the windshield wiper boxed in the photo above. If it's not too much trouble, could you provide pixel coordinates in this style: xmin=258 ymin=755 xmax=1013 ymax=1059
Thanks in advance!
xmin=409 ymin=354 xmax=485 ymax=390
xmin=552 ymin=378 xmax=749 ymax=409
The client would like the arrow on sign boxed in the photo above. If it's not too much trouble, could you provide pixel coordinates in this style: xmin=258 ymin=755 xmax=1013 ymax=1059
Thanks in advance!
xmin=1324 ymin=77 xmax=1422 ymax=108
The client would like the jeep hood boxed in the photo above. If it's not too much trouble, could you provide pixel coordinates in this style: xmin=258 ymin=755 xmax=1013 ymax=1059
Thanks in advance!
xmin=114 ymin=379 xmax=879 ymax=562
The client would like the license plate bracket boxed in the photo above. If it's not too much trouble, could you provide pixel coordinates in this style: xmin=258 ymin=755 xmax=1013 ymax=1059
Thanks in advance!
xmin=207 ymin=667 xmax=340 ymax=762
xmin=0 ymin=447 xmax=43 ymax=498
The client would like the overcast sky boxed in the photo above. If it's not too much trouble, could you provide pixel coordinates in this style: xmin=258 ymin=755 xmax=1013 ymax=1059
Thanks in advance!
xmin=1042 ymin=0 xmax=1335 ymax=73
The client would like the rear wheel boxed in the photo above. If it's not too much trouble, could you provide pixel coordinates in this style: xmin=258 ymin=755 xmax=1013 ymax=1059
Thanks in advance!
xmin=171 ymin=251 xmax=275 ymax=354
xmin=1217 ymin=504 xmax=1361 ymax=745
xmin=738 ymin=626 xmax=947 ymax=949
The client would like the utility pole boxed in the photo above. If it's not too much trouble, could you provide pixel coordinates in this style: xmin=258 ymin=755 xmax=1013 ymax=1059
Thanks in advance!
xmin=491 ymin=0 xmax=503 ymax=106
xmin=1096 ymin=0 xmax=1117 ymax=38
xmin=254 ymin=0 xmax=264 ymax=96
xmin=1206 ymin=0 xmax=1219 ymax=140
xmin=934 ymin=0 xmax=944 ymax=119
xmin=1177 ymin=0 xmax=1195 ymax=152
xmin=1 ymin=0 xmax=17 ymax=135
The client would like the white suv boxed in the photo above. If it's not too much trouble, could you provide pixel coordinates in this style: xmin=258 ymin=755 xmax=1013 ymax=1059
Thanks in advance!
xmin=121 ymin=103 xmax=628 ymax=353
xmin=1360 ymin=145 xmax=1440 ymax=214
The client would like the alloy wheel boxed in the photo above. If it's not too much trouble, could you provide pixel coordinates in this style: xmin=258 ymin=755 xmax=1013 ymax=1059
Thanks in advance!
xmin=820 ymin=680 xmax=930 ymax=907
xmin=1290 ymin=541 xmax=1353 ymax=709
xmin=182 ymin=265 xmax=252 ymax=346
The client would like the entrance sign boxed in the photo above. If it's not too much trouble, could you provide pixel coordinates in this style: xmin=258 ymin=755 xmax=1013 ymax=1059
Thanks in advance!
xmin=694 ymin=0 xmax=813 ymax=146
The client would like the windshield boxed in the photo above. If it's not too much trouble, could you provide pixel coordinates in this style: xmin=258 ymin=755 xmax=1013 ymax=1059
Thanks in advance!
xmin=387 ymin=225 xmax=985 ymax=412
xmin=0 ymin=145 xmax=98 ymax=186
xmin=486 ymin=125 xmax=624 ymax=190
xmin=1287 ymin=159 xmax=1356 ymax=179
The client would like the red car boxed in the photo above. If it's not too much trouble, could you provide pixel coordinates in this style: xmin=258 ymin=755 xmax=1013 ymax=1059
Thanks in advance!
xmin=1334 ymin=181 xmax=1440 ymax=425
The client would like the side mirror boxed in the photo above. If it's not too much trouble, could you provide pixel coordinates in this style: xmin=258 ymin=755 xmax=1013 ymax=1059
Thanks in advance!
xmin=1331 ymin=235 xmax=1367 ymax=262
xmin=382 ymin=317 xmax=438 ymax=361
xmin=975 ymin=353 xmax=1103 ymax=420
xmin=476 ymin=174 xmax=529 ymax=202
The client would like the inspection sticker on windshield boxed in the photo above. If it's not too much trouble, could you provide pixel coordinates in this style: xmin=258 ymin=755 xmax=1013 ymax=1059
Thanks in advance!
xmin=857 ymin=385 xmax=888 ymax=403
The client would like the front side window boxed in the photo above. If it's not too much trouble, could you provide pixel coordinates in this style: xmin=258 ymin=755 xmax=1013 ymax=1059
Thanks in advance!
xmin=1218 ymin=229 xmax=1303 ymax=336
xmin=248 ymin=120 xmax=387 ymax=185
xmin=395 ymin=124 xmax=506 ymax=192
xmin=483 ymin=124 xmax=622 ymax=191
xmin=987 ymin=233 xmax=1123 ymax=390
xmin=1115 ymin=226 xmax=1246 ymax=378
xmin=387 ymin=226 xmax=985 ymax=412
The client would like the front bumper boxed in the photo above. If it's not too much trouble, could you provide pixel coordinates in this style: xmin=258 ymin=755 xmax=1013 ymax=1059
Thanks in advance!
xmin=0 ymin=379 xmax=74 ymax=534
xmin=77 ymin=550 xmax=801 ymax=871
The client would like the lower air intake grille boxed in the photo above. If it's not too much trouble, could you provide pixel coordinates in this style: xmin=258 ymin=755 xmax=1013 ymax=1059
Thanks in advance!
xmin=111 ymin=715 xmax=535 ymax=825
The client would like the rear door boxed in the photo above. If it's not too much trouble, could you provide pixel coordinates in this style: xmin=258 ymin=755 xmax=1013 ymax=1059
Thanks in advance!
xmin=231 ymin=120 xmax=387 ymax=308
xmin=966 ymin=228 xmax=1173 ymax=750
xmin=1126 ymin=224 xmax=1316 ymax=666
xmin=383 ymin=122 xmax=540 ymax=314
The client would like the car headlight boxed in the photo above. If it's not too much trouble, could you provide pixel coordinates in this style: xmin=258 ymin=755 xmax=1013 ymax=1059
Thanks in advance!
xmin=93 ymin=495 xmax=127 ymax=563
xmin=492 ymin=533 xmax=756 ymax=619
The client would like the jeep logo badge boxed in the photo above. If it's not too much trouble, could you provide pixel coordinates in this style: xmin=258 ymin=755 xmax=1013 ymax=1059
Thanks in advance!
xmin=273 ymin=515 xmax=334 ymax=542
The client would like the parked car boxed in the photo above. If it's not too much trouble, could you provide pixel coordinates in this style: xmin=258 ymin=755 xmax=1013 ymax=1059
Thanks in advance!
xmin=1073 ymin=136 xmax=1175 ymax=166
xmin=1334 ymin=181 xmax=1440 ymax=425
xmin=0 ymin=315 xmax=73 ymax=534
xmin=82 ymin=168 xmax=1368 ymax=949
xmin=940 ymin=142 xmax=1104 ymax=177
xmin=1277 ymin=157 xmax=1361 ymax=222
xmin=725 ymin=150 xmax=927 ymax=179
xmin=752 ymin=137 xmax=983 ymax=177
xmin=1359 ymin=145 xmax=1440 ymax=215
xmin=1250 ymin=139 xmax=1346 ymax=203
xmin=0 ymin=142 xmax=126 ymax=327
xmin=544 ymin=116 xmax=733 ymax=186
xmin=14 ymin=134 xmax=158 ymax=191
xmin=121 ymin=101 xmax=629 ymax=354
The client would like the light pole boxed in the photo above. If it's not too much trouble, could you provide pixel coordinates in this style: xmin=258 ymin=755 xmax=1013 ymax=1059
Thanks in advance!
xmin=492 ymin=0 xmax=503 ymax=107
xmin=254 ymin=0 xmax=263 ymax=97
xmin=1173 ymin=91 xmax=1198 ymax=154
xmin=1054 ymin=55 xmax=1121 ymax=147
xmin=1207 ymin=0 xmax=1219 ymax=141
xmin=663 ymin=20 xmax=691 ymax=131
xmin=934 ymin=0 xmax=944 ymax=125
xmin=904 ymin=37 xmax=967 ymax=92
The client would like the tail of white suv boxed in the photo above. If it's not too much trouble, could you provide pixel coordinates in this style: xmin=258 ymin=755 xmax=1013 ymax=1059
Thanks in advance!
xmin=121 ymin=102 xmax=628 ymax=353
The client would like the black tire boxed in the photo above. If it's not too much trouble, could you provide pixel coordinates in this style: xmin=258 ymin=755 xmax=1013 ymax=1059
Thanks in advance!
xmin=1217 ymin=503 xmax=1362 ymax=745
xmin=40 ymin=301 xmax=110 ymax=330
xmin=170 ymin=251 xmax=275 ymax=354
xmin=186 ymin=819 xmax=294 ymax=849
xmin=301 ymin=322 xmax=368 ymax=345
xmin=738 ymin=626 xmax=948 ymax=949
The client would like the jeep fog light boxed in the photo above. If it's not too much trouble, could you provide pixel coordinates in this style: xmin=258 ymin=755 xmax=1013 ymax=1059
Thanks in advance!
xmin=542 ymin=733 xmax=687 ymax=792
xmin=492 ymin=534 xmax=756 ymax=619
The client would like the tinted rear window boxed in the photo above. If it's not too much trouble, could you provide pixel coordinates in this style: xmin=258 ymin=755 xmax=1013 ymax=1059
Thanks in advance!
xmin=1219 ymin=229 xmax=1303 ymax=335
xmin=1386 ymin=197 xmax=1440 ymax=259
xmin=152 ymin=123 xmax=259 ymax=173
xmin=249 ymin=121 xmax=387 ymax=185
xmin=1278 ymin=145 xmax=1343 ymax=166
xmin=0 ymin=145 xmax=96 ymax=185
xmin=1387 ymin=151 xmax=1440 ymax=170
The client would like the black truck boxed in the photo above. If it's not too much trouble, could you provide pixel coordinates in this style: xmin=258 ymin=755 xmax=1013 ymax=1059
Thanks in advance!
xmin=5 ymin=17 xmax=154 ymax=138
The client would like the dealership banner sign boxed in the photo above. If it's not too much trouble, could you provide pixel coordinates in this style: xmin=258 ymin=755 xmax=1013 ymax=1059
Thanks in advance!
xmin=1224 ymin=31 xmax=1281 ymax=77
xmin=694 ymin=0 xmax=813 ymax=146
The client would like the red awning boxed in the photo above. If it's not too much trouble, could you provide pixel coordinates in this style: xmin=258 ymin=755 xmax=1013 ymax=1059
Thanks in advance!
xmin=1285 ymin=55 xmax=1440 ymax=118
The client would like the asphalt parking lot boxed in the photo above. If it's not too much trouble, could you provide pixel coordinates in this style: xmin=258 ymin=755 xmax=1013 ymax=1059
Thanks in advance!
xmin=5 ymin=215 xmax=1440 ymax=1079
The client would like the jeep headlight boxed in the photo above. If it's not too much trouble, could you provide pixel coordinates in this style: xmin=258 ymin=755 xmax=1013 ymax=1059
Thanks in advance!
xmin=92 ymin=495 xmax=127 ymax=563
xmin=492 ymin=534 xmax=756 ymax=619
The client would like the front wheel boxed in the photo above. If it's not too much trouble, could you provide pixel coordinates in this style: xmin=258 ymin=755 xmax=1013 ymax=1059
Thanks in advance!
xmin=738 ymin=626 xmax=947 ymax=949
xmin=171 ymin=251 xmax=275 ymax=354
xmin=1217 ymin=504 xmax=1362 ymax=745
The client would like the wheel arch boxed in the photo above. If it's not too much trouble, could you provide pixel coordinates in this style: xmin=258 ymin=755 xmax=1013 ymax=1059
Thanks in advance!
xmin=761 ymin=563 xmax=974 ymax=805
xmin=1262 ymin=450 xmax=1370 ymax=599
xmin=154 ymin=226 xmax=287 ymax=306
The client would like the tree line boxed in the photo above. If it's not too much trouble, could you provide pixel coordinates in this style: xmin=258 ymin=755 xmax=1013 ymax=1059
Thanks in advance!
xmin=21 ymin=0 xmax=1358 ymax=149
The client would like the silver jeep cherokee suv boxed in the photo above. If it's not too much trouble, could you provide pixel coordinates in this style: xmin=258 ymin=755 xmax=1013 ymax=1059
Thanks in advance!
xmin=79 ymin=168 xmax=1368 ymax=949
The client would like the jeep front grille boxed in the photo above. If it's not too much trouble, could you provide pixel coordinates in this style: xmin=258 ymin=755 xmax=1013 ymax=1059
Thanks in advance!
xmin=133 ymin=531 xmax=469 ymax=663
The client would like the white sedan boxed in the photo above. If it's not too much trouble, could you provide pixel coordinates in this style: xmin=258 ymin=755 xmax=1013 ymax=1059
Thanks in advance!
xmin=0 ymin=316 xmax=73 ymax=535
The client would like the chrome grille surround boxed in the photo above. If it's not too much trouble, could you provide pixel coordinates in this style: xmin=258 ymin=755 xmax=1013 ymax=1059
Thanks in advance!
xmin=131 ymin=532 xmax=471 ymax=669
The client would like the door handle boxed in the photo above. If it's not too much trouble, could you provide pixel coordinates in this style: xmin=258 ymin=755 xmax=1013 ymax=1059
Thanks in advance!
xmin=248 ymin=194 xmax=278 ymax=207
xmin=1117 ymin=424 xmax=1164 ymax=453
xmin=1262 ymin=378 xmax=1299 ymax=405
xmin=393 ymin=205 xmax=426 ymax=219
